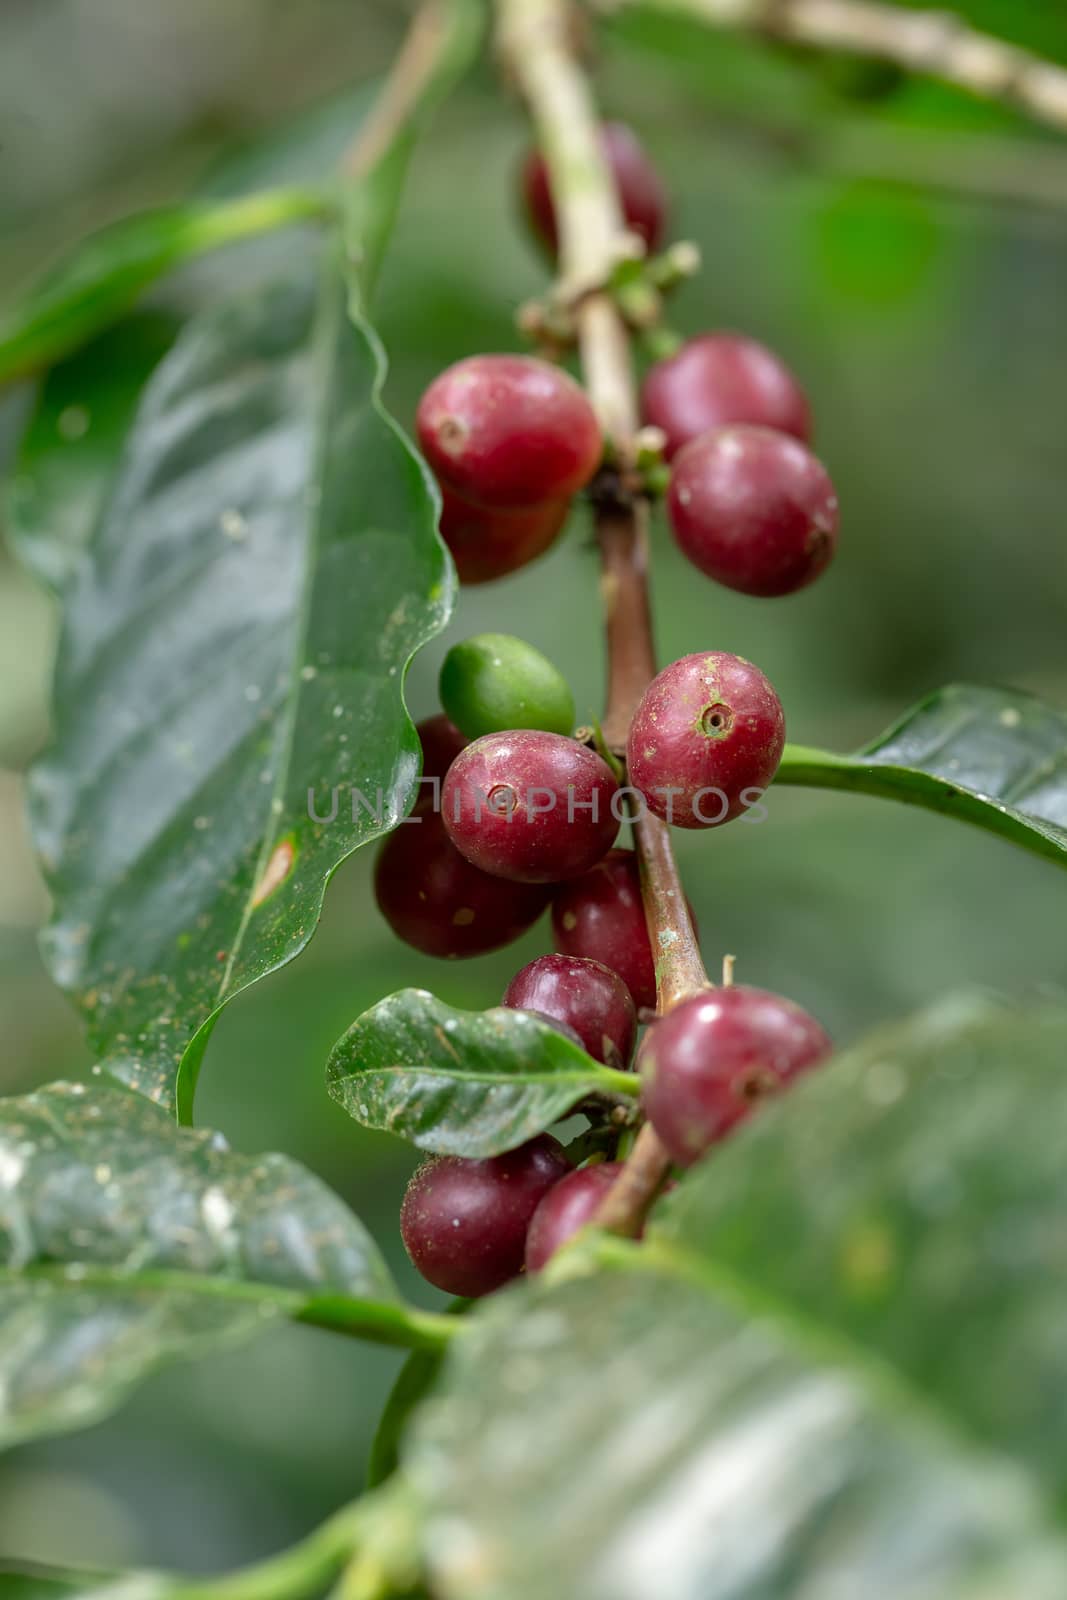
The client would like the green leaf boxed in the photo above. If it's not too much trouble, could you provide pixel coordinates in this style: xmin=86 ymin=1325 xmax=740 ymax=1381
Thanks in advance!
xmin=777 ymin=683 xmax=1067 ymax=867
xmin=29 ymin=265 xmax=453 ymax=1118
xmin=0 ymin=1081 xmax=456 ymax=1451
xmin=327 ymin=990 xmax=639 ymax=1158
xmin=0 ymin=189 xmax=333 ymax=385
xmin=404 ymin=996 xmax=1067 ymax=1597
xmin=6 ymin=313 xmax=180 ymax=593
xmin=0 ymin=1570 xmax=117 ymax=1600
xmin=3 ymin=89 xmax=376 ymax=594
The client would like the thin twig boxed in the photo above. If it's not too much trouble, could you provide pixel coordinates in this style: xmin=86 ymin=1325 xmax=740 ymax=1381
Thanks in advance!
xmin=498 ymin=0 xmax=709 ymax=1238
xmin=343 ymin=0 xmax=464 ymax=180
xmin=597 ymin=0 xmax=1067 ymax=137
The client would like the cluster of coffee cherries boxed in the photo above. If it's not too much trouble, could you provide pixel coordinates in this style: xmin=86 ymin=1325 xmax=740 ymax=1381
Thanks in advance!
xmin=381 ymin=678 xmax=831 ymax=1297
xmin=417 ymin=121 xmax=839 ymax=597
xmin=382 ymin=122 xmax=836 ymax=1299
xmin=399 ymin=944 xmax=831 ymax=1299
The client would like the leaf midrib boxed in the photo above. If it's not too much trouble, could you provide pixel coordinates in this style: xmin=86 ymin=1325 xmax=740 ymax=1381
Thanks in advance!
xmin=209 ymin=259 xmax=343 ymax=1024
xmin=350 ymin=1063 xmax=639 ymax=1095
xmin=776 ymin=743 xmax=1067 ymax=864
xmin=0 ymin=1263 xmax=454 ymax=1352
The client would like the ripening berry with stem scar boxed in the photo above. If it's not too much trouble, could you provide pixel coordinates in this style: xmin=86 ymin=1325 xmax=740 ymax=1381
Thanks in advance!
xmin=638 ymin=985 xmax=832 ymax=1165
xmin=442 ymin=730 xmax=620 ymax=882
xmin=626 ymin=652 xmax=785 ymax=828
xmin=417 ymin=355 xmax=603 ymax=510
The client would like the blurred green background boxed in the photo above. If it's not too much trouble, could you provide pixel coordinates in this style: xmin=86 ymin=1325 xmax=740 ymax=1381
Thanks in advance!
xmin=2 ymin=0 xmax=1067 ymax=1577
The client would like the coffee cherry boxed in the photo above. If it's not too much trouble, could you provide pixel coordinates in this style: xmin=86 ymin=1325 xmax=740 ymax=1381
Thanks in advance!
xmin=626 ymin=652 xmax=785 ymax=829
xmin=417 ymin=355 xmax=602 ymax=509
xmin=525 ymin=1162 xmax=625 ymax=1272
xmin=668 ymin=426 xmax=839 ymax=597
xmin=503 ymin=954 xmax=637 ymax=1069
xmin=641 ymin=333 xmax=811 ymax=460
xmin=521 ymin=1012 xmax=586 ymax=1051
xmin=401 ymin=1135 xmax=571 ymax=1297
xmin=440 ymin=633 xmax=575 ymax=741
xmin=552 ymin=848 xmax=668 ymax=1012
xmin=413 ymin=714 xmax=466 ymax=812
xmin=522 ymin=123 xmax=668 ymax=257
xmin=374 ymin=810 xmax=551 ymax=958
xmin=439 ymin=486 xmax=568 ymax=585
xmin=442 ymin=731 xmax=620 ymax=883
xmin=639 ymin=986 xmax=831 ymax=1164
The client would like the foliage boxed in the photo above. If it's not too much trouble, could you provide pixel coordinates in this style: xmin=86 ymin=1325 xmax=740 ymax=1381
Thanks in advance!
xmin=1 ymin=0 xmax=1066 ymax=1595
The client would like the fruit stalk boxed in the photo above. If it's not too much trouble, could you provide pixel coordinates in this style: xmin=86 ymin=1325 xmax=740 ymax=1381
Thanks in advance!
xmin=497 ymin=0 xmax=707 ymax=1235
xmin=595 ymin=0 xmax=1067 ymax=139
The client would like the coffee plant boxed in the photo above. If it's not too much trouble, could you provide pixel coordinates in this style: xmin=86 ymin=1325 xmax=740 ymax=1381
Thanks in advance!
xmin=4 ymin=0 xmax=1067 ymax=1594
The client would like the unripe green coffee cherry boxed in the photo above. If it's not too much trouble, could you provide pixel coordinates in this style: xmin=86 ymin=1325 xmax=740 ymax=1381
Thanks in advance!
xmin=439 ymin=633 xmax=576 ymax=740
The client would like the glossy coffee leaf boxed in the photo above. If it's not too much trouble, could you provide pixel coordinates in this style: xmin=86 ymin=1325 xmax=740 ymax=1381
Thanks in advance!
xmin=0 ymin=1081 xmax=401 ymax=1449
xmin=662 ymin=994 xmax=1067 ymax=1500
xmin=6 ymin=313 xmax=180 ymax=593
xmin=405 ymin=996 xmax=1067 ymax=1597
xmin=5 ymin=90 xmax=375 ymax=595
xmin=0 ymin=189 xmax=331 ymax=385
xmin=328 ymin=989 xmax=638 ymax=1157
xmin=777 ymin=684 xmax=1067 ymax=868
xmin=29 ymin=268 xmax=452 ymax=1117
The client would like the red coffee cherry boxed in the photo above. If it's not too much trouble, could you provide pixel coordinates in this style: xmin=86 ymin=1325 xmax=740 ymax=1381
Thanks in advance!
xmin=417 ymin=355 xmax=602 ymax=510
xmin=374 ymin=810 xmax=551 ymax=958
xmin=522 ymin=122 xmax=668 ymax=257
xmin=438 ymin=486 xmax=568 ymax=585
xmin=626 ymin=652 xmax=785 ymax=829
xmin=401 ymin=1135 xmax=572 ymax=1297
xmin=413 ymin=714 xmax=466 ymax=812
xmin=639 ymin=986 xmax=832 ymax=1165
xmin=641 ymin=333 xmax=811 ymax=459
xmin=668 ymin=426 xmax=839 ymax=597
xmin=442 ymin=731 xmax=620 ymax=883
xmin=525 ymin=1162 xmax=627 ymax=1272
xmin=552 ymin=848 xmax=700 ymax=1012
xmin=503 ymin=953 xmax=637 ymax=1069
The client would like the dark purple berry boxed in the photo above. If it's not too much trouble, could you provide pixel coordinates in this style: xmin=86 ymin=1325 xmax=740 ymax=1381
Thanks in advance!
xmin=641 ymin=333 xmax=811 ymax=459
xmin=503 ymin=953 xmax=637 ymax=1069
xmin=442 ymin=731 xmax=620 ymax=883
xmin=374 ymin=811 xmax=551 ymax=958
xmin=668 ymin=425 xmax=839 ymax=597
xmin=551 ymin=848 xmax=698 ymax=1012
xmin=400 ymin=1135 xmax=572 ymax=1297
xmin=626 ymin=652 xmax=785 ymax=829
xmin=522 ymin=123 xmax=668 ymax=257
xmin=639 ymin=985 xmax=832 ymax=1165
xmin=438 ymin=486 xmax=569 ymax=585
xmin=525 ymin=1162 xmax=627 ymax=1272
xmin=417 ymin=355 xmax=602 ymax=510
